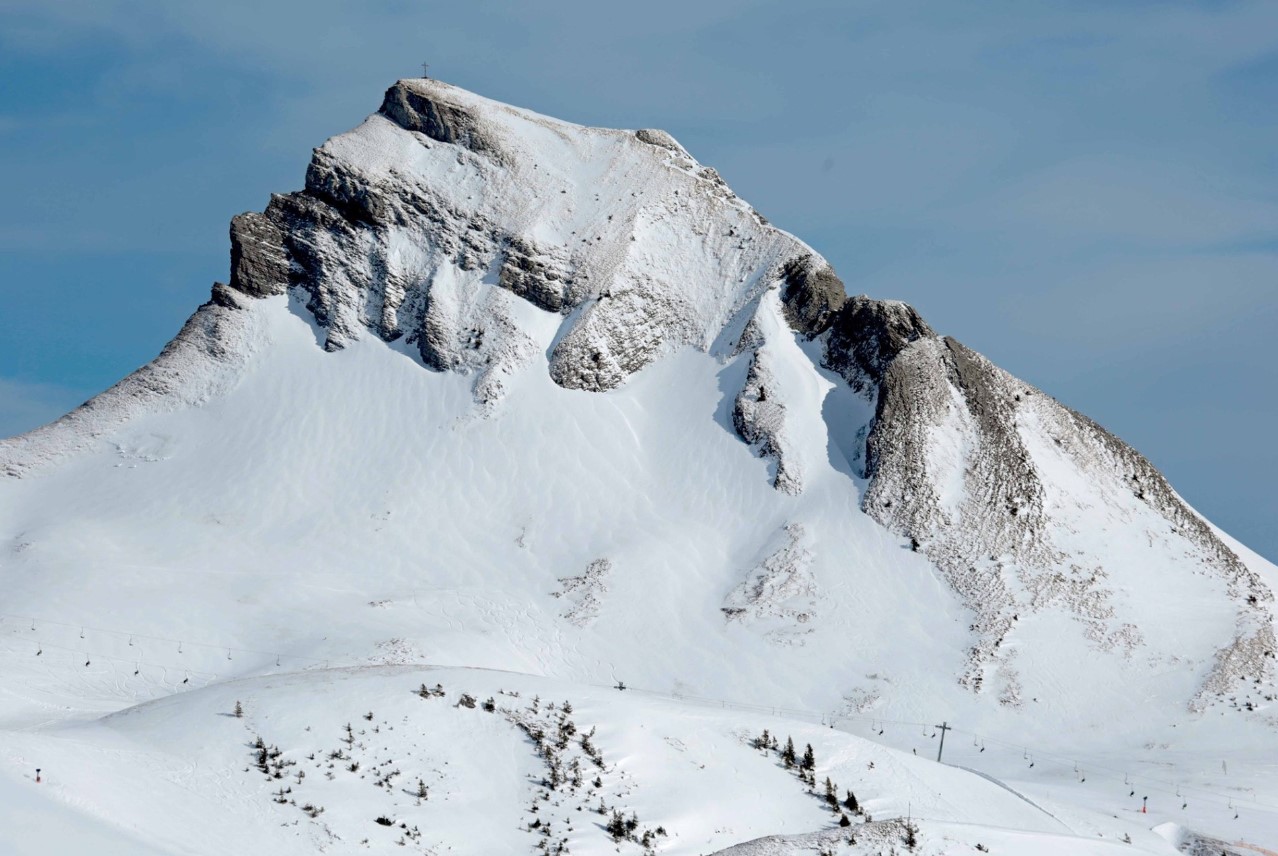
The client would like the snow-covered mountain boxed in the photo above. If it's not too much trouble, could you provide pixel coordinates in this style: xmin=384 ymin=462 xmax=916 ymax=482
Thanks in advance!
xmin=1 ymin=79 xmax=1275 ymax=854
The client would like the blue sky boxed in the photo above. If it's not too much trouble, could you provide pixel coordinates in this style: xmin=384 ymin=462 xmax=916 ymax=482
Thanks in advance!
xmin=1 ymin=0 xmax=1275 ymax=559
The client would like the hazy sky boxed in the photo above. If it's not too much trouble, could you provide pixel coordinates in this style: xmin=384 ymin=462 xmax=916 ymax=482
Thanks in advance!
xmin=1 ymin=1 xmax=1275 ymax=559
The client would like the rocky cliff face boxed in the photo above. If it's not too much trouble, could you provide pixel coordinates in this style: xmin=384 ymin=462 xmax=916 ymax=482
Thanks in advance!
xmin=4 ymin=78 xmax=1272 ymax=712
xmin=224 ymin=80 xmax=806 ymax=403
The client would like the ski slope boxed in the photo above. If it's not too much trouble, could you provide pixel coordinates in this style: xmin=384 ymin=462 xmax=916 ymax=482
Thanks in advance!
xmin=0 ymin=663 xmax=1237 ymax=855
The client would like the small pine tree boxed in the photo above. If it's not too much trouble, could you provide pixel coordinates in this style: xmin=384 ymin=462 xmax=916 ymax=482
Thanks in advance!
xmin=782 ymin=736 xmax=796 ymax=768
xmin=824 ymin=776 xmax=838 ymax=808
xmin=416 ymin=779 xmax=428 ymax=800
xmin=234 ymin=700 xmax=243 ymax=718
xmin=606 ymin=810 xmax=627 ymax=840
xmin=844 ymin=788 xmax=859 ymax=813
xmin=839 ymin=812 xmax=851 ymax=827
xmin=903 ymin=820 xmax=918 ymax=850
xmin=802 ymin=743 xmax=815 ymax=771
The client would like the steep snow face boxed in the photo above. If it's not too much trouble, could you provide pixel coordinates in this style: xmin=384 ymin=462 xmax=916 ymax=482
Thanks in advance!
xmin=0 ymin=78 xmax=1274 ymax=738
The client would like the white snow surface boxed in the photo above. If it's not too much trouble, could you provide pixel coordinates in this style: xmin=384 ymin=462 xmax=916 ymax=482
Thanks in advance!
xmin=0 ymin=80 xmax=1275 ymax=853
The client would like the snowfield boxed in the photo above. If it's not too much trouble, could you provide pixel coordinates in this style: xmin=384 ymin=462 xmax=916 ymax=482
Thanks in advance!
xmin=0 ymin=664 xmax=1243 ymax=855
xmin=1 ymin=79 xmax=1275 ymax=853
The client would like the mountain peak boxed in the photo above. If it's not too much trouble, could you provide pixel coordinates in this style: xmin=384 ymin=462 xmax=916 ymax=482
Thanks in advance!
xmin=2 ymin=79 xmax=1273 ymax=725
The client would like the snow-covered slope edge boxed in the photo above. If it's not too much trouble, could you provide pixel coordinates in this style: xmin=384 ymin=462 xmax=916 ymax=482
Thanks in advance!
xmin=0 ymin=285 xmax=262 ymax=478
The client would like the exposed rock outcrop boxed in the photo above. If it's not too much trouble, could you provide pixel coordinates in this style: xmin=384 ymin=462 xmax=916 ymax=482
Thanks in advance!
xmin=778 ymin=254 xmax=846 ymax=337
xmin=379 ymin=80 xmax=500 ymax=158
xmin=634 ymin=128 xmax=691 ymax=158
xmin=732 ymin=350 xmax=803 ymax=495
xmin=822 ymin=296 xmax=934 ymax=394
xmin=497 ymin=236 xmax=575 ymax=314
xmin=228 ymin=212 xmax=289 ymax=299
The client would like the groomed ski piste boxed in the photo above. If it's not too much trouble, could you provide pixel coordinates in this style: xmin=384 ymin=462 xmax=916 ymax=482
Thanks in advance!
xmin=2 ymin=80 xmax=1276 ymax=854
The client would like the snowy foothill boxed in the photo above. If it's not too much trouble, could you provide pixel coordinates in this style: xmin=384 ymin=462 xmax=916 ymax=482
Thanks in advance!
xmin=0 ymin=663 xmax=1231 ymax=855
